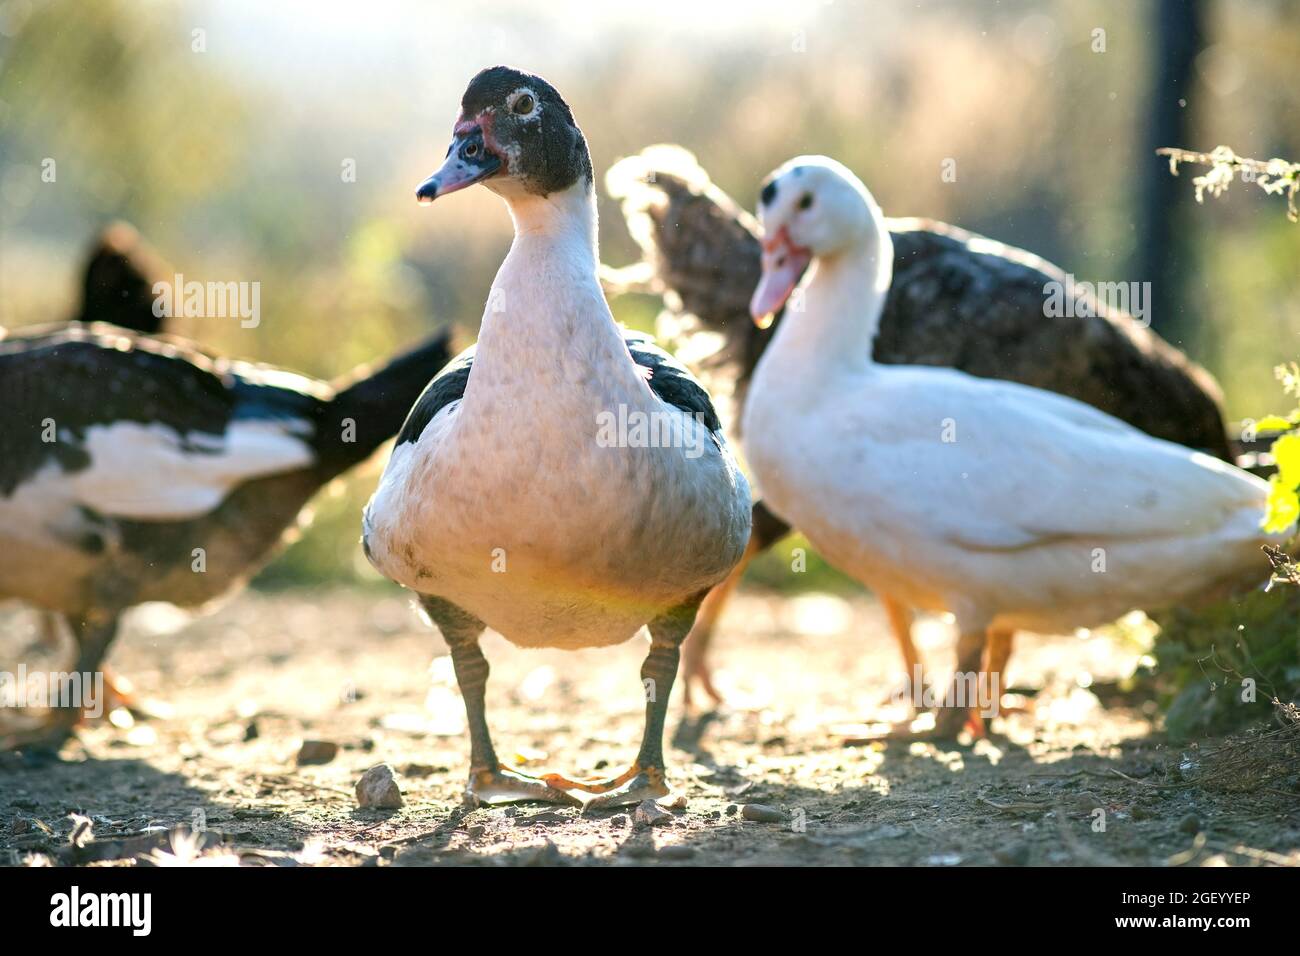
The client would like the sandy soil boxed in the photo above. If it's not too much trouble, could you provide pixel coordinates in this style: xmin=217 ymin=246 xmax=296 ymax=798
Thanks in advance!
xmin=2 ymin=589 xmax=1297 ymax=867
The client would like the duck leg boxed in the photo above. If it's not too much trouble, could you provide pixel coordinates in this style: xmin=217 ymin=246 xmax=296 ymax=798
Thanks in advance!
xmin=545 ymin=596 xmax=701 ymax=811
xmin=878 ymin=593 xmax=931 ymax=710
xmin=983 ymin=627 xmax=1027 ymax=719
xmin=2 ymin=612 xmax=120 ymax=754
xmin=421 ymin=596 xmax=577 ymax=807
xmin=680 ymin=561 xmax=741 ymax=710
xmin=23 ymin=612 xmax=141 ymax=721
xmin=846 ymin=626 xmax=989 ymax=743
xmin=932 ymin=627 xmax=993 ymax=738
xmin=681 ymin=501 xmax=790 ymax=710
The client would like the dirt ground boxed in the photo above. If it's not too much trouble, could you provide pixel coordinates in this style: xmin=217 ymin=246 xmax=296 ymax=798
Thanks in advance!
xmin=2 ymin=588 xmax=1297 ymax=867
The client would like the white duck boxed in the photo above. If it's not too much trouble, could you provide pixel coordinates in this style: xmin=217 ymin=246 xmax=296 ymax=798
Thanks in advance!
xmin=363 ymin=67 xmax=751 ymax=807
xmin=742 ymin=156 xmax=1292 ymax=738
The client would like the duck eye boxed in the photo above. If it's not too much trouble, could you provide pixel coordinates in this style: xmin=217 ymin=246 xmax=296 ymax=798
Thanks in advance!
xmin=798 ymin=193 xmax=814 ymax=211
xmin=465 ymin=142 xmax=480 ymax=158
xmin=512 ymin=93 xmax=535 ymax=115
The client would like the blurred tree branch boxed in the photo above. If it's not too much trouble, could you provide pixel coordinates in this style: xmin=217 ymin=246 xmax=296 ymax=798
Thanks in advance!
xmin=1158 ymin=146 xmax=1300 ymax=223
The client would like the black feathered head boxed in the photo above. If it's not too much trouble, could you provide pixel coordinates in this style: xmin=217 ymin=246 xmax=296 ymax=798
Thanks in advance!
xmin=416 ymin=66 xmax=593 ymax=204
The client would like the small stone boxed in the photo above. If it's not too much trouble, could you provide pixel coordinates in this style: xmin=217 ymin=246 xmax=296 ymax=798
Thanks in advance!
xmin=243 ymin=721 xmax=260 ymax=742
xmin=723 ymin=804 xmax=740 ymax=817
xmin=355 ymin=764 xmax=404 ymax=809
xmin=634 ymin=800 xmax=671 ymax=828
xmin=1178 ymin=813 xmax=1201 ymax=835
xmin=297 ymin=740 xmax=339 ymax=765
xmin=741 ymin=803 xmax=787 ymax=823
xmin=608 ymin=813 xmax=630 ymax=829
xmin=663 ymin=793 xmax=689 ymax=811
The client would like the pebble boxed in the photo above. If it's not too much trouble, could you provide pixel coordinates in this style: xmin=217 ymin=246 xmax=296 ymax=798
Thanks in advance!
xmin=741 ymin=803 xmax=787 ymax=823
xmin=297 ymin=740 xmax=339 ymax=766
xmin=634 ymin=800 xmax=671 ymax=828
xmin=1178 ymin=813 xmax=1202 ymax=835
xmin=355 ymin=764 xmax=404 ymax=809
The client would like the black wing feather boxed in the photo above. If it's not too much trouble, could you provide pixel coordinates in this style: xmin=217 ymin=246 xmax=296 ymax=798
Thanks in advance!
xmin=394 ymin=343 xmax=475 ymax=446
xmin=625 ymin=330 xmax=723 ymax=436
xmin=0 ymin=323 xmax=326 ymax=496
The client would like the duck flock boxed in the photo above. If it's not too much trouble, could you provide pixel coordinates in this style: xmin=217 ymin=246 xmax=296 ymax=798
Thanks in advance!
xmin=1 ymin=67 xmax=1290 ymax=810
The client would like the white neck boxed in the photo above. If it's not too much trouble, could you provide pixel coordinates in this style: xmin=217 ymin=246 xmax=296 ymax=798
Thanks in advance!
xmin=461 ymin=179 xmax=645 ymax=416
xmin=503 ymin=179 xmax=599 ymax=256
xmin=762 ymin=219 xmax=893 ymax=382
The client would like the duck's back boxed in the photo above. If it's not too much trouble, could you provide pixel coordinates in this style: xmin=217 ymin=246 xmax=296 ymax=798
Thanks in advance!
xmin=747 ymin=362 xmax=1270 ymax=628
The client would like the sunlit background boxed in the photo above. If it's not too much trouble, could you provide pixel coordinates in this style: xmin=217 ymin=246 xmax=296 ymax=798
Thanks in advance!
xmin=2 ymin=0 xmax=1297 ymax=587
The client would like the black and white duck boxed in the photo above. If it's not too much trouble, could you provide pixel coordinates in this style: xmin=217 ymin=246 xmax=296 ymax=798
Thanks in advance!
xmin=362 ymin=68 xmax=751 ymax=809
xmin=0 ymin=322 xmax=451 ymax=751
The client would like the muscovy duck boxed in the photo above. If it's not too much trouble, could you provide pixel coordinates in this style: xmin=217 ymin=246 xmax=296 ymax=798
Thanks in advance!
xmin=604 ymin=145 xmax=1234 ymax=709
xmin=0 ymin=322 xmax=450 ymax=751
xmin=741 ymin=156 xmax=1289 ymax=738
xmin=363 ymin=68 xmax=750 ymax=809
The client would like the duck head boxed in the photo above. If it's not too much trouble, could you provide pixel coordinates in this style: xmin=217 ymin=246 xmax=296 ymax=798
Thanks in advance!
xmin=750 ymin=156 xmax=878 ymax=327
xmin=416 ymin=66 xmax=594 ymax=204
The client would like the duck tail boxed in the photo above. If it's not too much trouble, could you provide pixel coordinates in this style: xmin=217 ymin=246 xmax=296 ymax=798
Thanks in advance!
xmin=603 ymin=146 xmax=771 ymax=393
xmin=312 ymin=329 xmax=453 ymax=479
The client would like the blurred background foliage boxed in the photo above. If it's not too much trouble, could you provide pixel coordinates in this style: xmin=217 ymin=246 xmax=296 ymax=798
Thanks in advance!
xmin=0 ymin=0 xmax=1297 ymax=591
